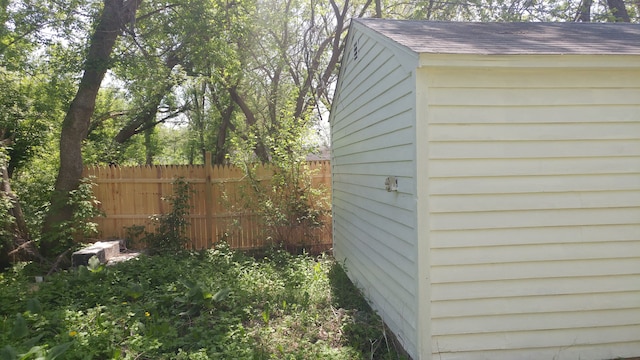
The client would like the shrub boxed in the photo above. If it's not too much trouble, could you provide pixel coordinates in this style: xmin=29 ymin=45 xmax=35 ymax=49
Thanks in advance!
xmin=229 ymin=118 xmax=329 ymax=253
xmin=35 ymin=176 xmax=104 ymax=259
xmin=143 ymin=177 xmax=192 ymax=254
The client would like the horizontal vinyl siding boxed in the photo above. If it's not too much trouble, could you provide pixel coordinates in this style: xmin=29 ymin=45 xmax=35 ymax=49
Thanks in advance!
xmin=431 ymin=224 xmax=640 ymax=248
xmin=331 ymin=28 xmax=419 ymax=358
xmin=432 ymin=329 xmax=640 ymax=360
xmin=424 ymin=66 xmax=640 ymax=360
xmin=429 ymin=105 xmax=640 ymax=123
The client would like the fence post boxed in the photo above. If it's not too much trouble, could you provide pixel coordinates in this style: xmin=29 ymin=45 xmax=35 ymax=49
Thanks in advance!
xmin=205 ymin=152 xmax=214 ymax=248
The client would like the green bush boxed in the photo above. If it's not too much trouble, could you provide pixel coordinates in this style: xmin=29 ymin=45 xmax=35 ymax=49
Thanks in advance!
xmin=229 ymin=117 xmax=330 ymax=253
xmin=143 ymin=178 xmax=192 ymax=254
xmin=36 ymin=176 xmax=104 ymax=258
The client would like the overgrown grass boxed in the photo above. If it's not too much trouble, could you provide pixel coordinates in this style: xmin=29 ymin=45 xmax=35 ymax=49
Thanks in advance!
xmin=0 ymin=244 xmax=407 ymax=359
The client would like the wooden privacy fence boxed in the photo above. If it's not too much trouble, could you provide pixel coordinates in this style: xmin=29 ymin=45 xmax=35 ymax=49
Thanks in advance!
xmin=82 ymin=159 xmax=332 ymax=252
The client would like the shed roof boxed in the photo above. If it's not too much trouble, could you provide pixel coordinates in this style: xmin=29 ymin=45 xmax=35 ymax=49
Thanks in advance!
xmin=354 ymin=19 xmax=640 ymax=55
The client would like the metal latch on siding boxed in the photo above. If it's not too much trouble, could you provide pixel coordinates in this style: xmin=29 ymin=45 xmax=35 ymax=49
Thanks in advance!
xmin=385 ymin=176 xmax=398 ymax=192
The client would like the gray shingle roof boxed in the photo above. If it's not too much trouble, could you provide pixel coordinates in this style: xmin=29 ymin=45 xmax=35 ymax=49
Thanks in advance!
xmin=354 ymin=19 xmax=640 ymax=55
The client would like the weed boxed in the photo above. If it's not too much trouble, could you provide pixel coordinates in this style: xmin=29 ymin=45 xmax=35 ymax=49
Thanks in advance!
xmin=0 ymin=246 xmax=406 ymax=359
xmin=38 ymin=176 xmax=104 ymax=259
xmin=229 ymin=120 xmax=330 ymax=253
xmin=143 ymin=178 xmax=192 ymax=254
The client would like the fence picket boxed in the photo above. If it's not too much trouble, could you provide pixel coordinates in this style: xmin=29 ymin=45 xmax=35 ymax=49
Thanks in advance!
xmin=82 ymin=160 xmax=332 ymax=252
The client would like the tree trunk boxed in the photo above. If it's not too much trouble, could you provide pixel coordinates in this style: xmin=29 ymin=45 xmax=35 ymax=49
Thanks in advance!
xmin=375 ymin=0 xmax=382 ymax=17
xmin=607 ymin=0 xmax=630 ymax=21
xmin=228 ymin=86 xmax=270 ymax=162
xmin=576 ymin=0 xmax=592 ymax=21
xmin=213 ymin=103 xmax=234 ymax=165
xmin=144 ymin=126 xmax=154 ymax=165
xmin=0 ymin=161 xmax=31 ymax=267
xmin=208 ymin=81 xmax=235 ymax=165
xmin=41 ymin=0 xmax=141 ymax=257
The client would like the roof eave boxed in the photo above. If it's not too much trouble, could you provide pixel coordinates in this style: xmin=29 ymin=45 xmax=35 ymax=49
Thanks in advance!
xmin=418 ymin=52 xmax=640 ymax=68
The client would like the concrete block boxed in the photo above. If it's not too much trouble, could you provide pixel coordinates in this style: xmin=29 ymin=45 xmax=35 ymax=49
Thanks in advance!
xmin=72 ymin=241 xmax=121 ymax=267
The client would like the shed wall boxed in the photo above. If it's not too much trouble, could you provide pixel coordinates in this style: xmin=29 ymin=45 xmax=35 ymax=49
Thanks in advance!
xmin=421 ymin=66 xmax=640 ymax=360
xmin=331 ymin=27 xmax=419 ymax=357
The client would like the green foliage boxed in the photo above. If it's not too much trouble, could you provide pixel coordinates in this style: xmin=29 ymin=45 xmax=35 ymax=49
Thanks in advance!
xmin=328 ymin=262 xmax=407 ymax=358
xmin=67 ymin=177 xmax=103 ymax=238
xmin=83 ymin=88 xmax=138 ymax=166
xmin=382 ymin=0 xmax=637 ymax=21
xmin=42 ymin=177 xmax=103 ymax=255
xmin=11 ymin=155 xmax=57 ymax=241
xmin=230 ymin=117 xmax=329 ymax=252
xmin=86 ymin=255 xmax=104 ymax=273
xmin=0 ymin=339 xmax=73 ymax=360
xmin=0 ymin=190 xmax=13 ymax=243
xmin=0 ymin=311 xmax=73 ymax=360
xmin=0 ymin=247 xmax=403 ymax=359
xmin=36 ymin=178 xmax=103 ymax=254
xmin=0 ymin=19 xmax=80 ymax=255
xmin=143 ymin=178 xmax=192 ymax=254
xmin=0 ymin=150 xmax=15 ymax=249
xmin=123 ymin=224 xmax=145 ymax=249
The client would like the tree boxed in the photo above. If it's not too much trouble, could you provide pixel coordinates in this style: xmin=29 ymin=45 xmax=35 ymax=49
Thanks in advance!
xmin=41 ymin=0 xmax=141 ymax=257
xmin=0 ymin=71 xmax=50 ymax=256
xmin=222 ymin=0 xmax=374 ymax=162
xmin=0 ymin=0 xmax=84 ymax=263
xmin=382 ymin=0 xmax=636 ymax=22
xmin=104 ymin=0 xmax=256 ymax=165
xmin=607 ymin=0 xmax=631 ymax=21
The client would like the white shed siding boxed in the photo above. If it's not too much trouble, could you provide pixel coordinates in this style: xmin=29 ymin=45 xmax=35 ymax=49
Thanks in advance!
xmin=331 ymin=27 xmax=420 ymax=356
xmin=422 ymin=66 xmax=640 ymax=359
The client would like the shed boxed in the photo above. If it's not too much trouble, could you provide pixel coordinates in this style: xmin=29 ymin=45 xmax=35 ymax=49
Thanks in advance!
xmin=329 ymin=19 xmax=640 ymax=360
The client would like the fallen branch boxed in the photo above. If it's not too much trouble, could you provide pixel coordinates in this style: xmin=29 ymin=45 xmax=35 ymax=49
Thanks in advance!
xmin=47 ymin=248 xmax=72 ymax=276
